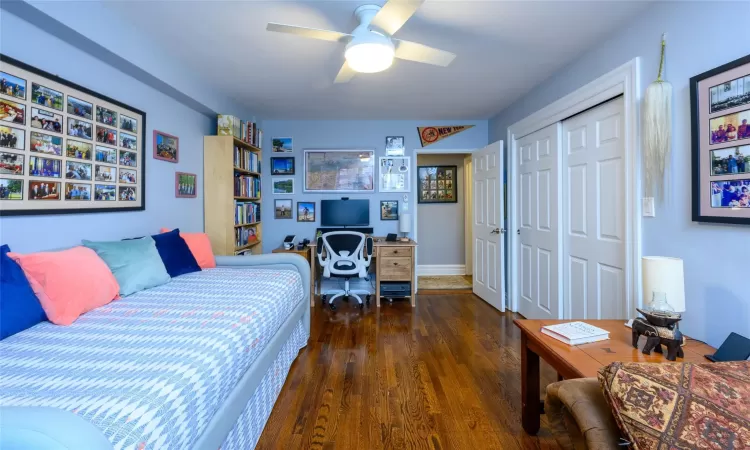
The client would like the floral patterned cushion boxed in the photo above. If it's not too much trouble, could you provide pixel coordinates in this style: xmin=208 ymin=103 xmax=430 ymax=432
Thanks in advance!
xmin=598 ymin=361 xmax=750 ymax=449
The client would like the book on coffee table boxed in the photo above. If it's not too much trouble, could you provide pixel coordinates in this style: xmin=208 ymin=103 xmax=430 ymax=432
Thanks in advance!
xmin=541 ymin=322 xmax=610 ymax=345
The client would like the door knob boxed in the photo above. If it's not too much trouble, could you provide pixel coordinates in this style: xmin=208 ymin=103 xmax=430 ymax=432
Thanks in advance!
xmin=490 ymin=228 xmax=500 ymax=234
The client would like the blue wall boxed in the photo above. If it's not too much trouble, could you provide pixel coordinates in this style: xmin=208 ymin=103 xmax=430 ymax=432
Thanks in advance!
xmin=260 ymin=120 xmax=488 ymax=253
xmin=0 ymin=12 xmax=216 ymax=251
xmin=489 ymin=1 xmax=750 ymax=347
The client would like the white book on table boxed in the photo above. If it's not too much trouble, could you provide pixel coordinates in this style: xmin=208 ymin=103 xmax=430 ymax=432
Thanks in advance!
xmin=541 ymin=322 xmax=610 ymax=346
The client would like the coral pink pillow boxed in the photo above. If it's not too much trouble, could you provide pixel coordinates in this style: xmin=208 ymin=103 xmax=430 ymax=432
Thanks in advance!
xmin=8 ymin=247 xmax=120 ymax=326
xmin=160 ymin=228 xmax=216 ymax=268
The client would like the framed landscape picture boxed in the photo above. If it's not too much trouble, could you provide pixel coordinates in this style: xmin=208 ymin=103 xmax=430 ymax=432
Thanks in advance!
xmin=273 ymin=177 xmax=294 ymax=194
xmin=417 ymin=165 xmax=457 ymax=203
xmin=0 ymin=54 xmax=145 ymax=216
xmin=691 ymin=54 xmax=750 ymax=224
xmin=271 ymin=156 xmax=295 ymax=175
xmin=304 ymin=149 xmax=375 ymax=192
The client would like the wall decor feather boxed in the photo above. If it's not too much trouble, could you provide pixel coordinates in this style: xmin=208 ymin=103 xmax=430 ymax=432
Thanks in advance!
xmin=643 ymin=34 xmax=673 ymax=203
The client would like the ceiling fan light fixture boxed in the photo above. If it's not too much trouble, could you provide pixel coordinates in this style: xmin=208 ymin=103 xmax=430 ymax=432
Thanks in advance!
xmin=345 ymin=42 xmax=394 ymax=74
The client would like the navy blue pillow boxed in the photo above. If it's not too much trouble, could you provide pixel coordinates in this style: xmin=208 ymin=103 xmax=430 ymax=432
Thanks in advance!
xmin=149 ymin=229 xmax=201 ymax=277
xmin=1 ymin=244 xmax=47 ymax=339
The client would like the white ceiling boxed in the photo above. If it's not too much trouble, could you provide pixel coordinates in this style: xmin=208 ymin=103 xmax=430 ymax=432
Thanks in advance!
xmin=102 ymin=1 xmax=650 ymax=120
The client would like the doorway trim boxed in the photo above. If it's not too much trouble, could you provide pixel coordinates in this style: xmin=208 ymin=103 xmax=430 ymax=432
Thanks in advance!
xmin=506 ymin=57 xmax=642 ymax=317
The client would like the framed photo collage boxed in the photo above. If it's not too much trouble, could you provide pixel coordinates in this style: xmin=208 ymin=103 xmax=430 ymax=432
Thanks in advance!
xmin=0 ymin=54 xmax=146 ymax=216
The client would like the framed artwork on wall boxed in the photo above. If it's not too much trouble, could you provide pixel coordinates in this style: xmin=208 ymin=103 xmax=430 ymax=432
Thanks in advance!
xmin=385 ymin=136 xmax=404 ymax=156
xmin=297 ymin=201 xmax=315 ymax=222
xmin=380 ymin=200 xmax=398 ymax=220
xmin=273 ymin=177 xmax=294 ymax=194
xmin=175 ymin=172 xmax=196 ymax=198
xmin=690 ymin=54 xmax=750 ymax=225
xmin=153 ymin=130 xmax=178 ymax=163
xmin=304 ymin=149 xmax=375 ymax=192
xmin=417 ymin=165 xmax=457 ymax=203
xmin=272 ymin=137 xmax=293 ymax=153
xmin=379 ymin=156 xmax=410 ymax=192
xmin=0 ymin=54 xmax=146 ymax=216
xmin=275 ymin=199 xmax=293 ymax=219
xmin=270 ymin=156 xmax=295 ymax=175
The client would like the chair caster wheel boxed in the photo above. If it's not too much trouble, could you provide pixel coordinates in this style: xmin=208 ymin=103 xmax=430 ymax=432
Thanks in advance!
xmin=321 ymin=295 xmax=327 ymax=305
xmin=359 ymin=303 xmax=364 ymax=310
xmin=329 ymin=303 xmax=337 ymax=311
xmin=366 ymin=295 xmax=371 ymax=305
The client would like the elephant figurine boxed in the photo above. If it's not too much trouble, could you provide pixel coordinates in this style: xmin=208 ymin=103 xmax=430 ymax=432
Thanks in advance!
xmin=631 ymin=317 xmax=685 ymax=361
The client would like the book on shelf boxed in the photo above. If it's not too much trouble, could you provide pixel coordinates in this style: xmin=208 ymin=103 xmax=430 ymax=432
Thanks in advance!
xmin=540 ymin=322 xmax=610 ymax=346
xmin=233 ymin=146 xmax=260 ymax=173
xmin=235 ymin=226 xmax=258 ymax=248
xmin=235 ymin=201 xmax=260 ymax=225
xmin=217 ymin=115 xmax=262 ymax=148
xmin=234 ymin=174 xmax=261 ymax=198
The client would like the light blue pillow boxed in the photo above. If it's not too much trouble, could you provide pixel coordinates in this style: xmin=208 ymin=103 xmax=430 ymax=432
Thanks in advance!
xmin=82 ymin=236 xmax=170 ymax=296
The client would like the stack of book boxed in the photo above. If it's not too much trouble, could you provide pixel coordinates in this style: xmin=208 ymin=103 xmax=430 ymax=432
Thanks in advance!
xmin=234 ymin=174 xmax=260 ymax=199
xmin=540 ymin=322 xmax=610 ymax=345
xmin=235 ymin=201 xmax=260 ymax=225
xmin=235 ymin=226 xmax=258 ymax=248
xmin=217 ymin=115 xmax=262 ymax=148
xmin=234 ymin=146 xmax=260 ymax=173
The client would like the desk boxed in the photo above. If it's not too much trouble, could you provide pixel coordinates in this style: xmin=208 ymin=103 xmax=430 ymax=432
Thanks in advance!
xmin=308 ymin=238 xmax=417 ymax=308
xmin=513 ymin=319 xmax=716 ymax=436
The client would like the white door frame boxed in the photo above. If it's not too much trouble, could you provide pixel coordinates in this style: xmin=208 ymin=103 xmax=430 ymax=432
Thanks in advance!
xmin=507 ymin=58 xmax=642 ymax=317
xmin=411 ymin=148 xmax=477 ymax=289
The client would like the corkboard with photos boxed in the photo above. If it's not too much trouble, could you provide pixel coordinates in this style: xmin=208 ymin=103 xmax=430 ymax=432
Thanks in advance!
xmin=0 ymin=54 xmax=145 ymax=216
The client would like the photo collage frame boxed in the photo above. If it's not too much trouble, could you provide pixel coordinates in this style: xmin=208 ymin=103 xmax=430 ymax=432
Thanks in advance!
xmin=0 ymin=55 xmax=146 ymax=215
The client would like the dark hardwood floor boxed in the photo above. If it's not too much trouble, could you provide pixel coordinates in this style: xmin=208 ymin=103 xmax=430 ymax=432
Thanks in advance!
xmin=256 ymin=293 xmax=560 ymax=449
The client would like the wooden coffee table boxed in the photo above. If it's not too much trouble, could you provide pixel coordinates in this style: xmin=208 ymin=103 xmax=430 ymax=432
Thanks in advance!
xmin=513 ymin=319 xmax=715 ymax=435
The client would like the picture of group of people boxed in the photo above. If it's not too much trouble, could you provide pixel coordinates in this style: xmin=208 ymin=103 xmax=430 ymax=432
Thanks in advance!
xmin=418 ymin=165 xmax=457 ymax=203
xmin=0 ymin=99 xmax=25 ymax=125
xmin=120 ymin=115 xmax=137 ymax=132
xmin=0 ymin=178 xmax=23 ymax=200
xmin=154 ymin=132 xmax=178 ymax=162
xmin=175 ymin=172 xmax=196 ymax=198
xmin=96 ymin=106 xmax=117 ymax=126
xmin=95 ymin=146 xmax=117 ymax=164
xmin=119 ymin=169 xmax=136 ymax=184
xmin=66 ymin=140 xmax=93 ymax=160
xmin=711 ymin=179 xmax=750 ymax=208
xmin=30 ymin=132 xmax=62 ymax=156
xmin=0 ymin=152 xmax=24 ymax=175
xmin=65 ymin=161 xmax=92 ymax=180
xmin=0 ymin=72 xmax=26 ymax=100
xmin=29 ymin=180 xmax=60 ymax=200
xmin=68 ymin=118 xmax=93 ymax=140
xmin=119 ymin=132 xmax=136 ymax=150
xmin=95 ymin=165 xmax=116 ymax=182
xmin=67 ymin=96 xmax=92 ymax=120
xmin=96 ymin=126 xmax=117 ymax=146
xmin=709 ymin=110 xmax=750 ymax=144
xmin=31 ymin=83 xmax=63 ymax=111
xmin=29 ymin=156 xmax=61 ymax=178
xmin=711 ymin=146 xmax=750 ymax=175
xmin=30 ymin=107 xmax=63 ymax=133
xmin=710 ymin=74 xmax=750 ymax=114
xmin=119 ymin=150 xmax=137 ymax=167
xmin=0 ymin=125 xmax=24 ymax=150
xmin=119 ymin=186 xmax=136 ymax=201
xmin=95 ymin=184 xmax=116 ymax=201
xmin=65 ymin=183 xmax=90 ymax=200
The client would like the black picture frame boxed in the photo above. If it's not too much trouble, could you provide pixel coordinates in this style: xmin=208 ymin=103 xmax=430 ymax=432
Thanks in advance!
xmin=380 ymin=200 xmax=398 ymax=220
xmin=690 ymin=54 xmax=750 ymax=225
xmin=0 ymin=54 xmax=146 ymax=217
xmin=296 ymin=201 xmax=315 ymax=222
xmin=270 ymin=156 xmax=295 ymax=175
xmin=417 ymin=165 xmax=458 ymax=203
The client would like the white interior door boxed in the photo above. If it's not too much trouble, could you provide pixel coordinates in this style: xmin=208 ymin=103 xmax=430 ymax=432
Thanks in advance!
xmin=472 ymin=141 xmax=505 ymax=311
xmin=563 ymin=96 xmax=627 ymax=319
xmin=516 ymin=124 xmax=561 ymax=320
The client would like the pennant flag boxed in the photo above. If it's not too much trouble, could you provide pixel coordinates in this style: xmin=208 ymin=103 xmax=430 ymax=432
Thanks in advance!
xmin=417 ymin=125 xmax=475 ymax=147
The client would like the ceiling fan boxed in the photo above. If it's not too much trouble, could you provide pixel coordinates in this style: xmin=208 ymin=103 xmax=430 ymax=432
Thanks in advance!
xmin=266 ymin=0 xmax=456 ymax=83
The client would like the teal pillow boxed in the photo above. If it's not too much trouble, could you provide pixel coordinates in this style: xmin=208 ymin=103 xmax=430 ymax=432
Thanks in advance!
xmin=82 ymin=237 xmax=170 ymax=296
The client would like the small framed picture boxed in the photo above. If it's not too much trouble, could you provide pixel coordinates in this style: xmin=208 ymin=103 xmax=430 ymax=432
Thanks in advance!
xmin=67 ymin=96 xmax=92 ymax=120
xmin=273 ymin=177 xmax=294 ymax=194
xmin=0 ymin=99 xmax=25 ymax=125
xmin=29 ymin=156 xmax=61 ymax=178
xmin=274 ymin=199 xmax=293 ymax=219
xmin=380 ymin=200 xmax=399 ymax=220
xmin=96 ymin=105 xmax=117 ymax=126
xmin=30 ymin=107 xmax=63 ymax=133
xmin=385 ymin=136 xmax=405 ymax=156
xmin=29 ymin=180 xmax=60 ymax=200
xmin=119 ymin=186 xmax=136 ymax=201
xmin=271 ymin=156 xmax=295 ymax=175
xmin=31 ymin=83 xmax=63 ymax=111
xmin=272 ymin=137 xmax=293 ymax=153
xmin=0 ymin=151 xmax=24 ymax=175
xmin=119 ymin=168 xmax=137 ymax=184
xmin=119 ymin=150 xmax=137 ymax=167
xmin=120 ymin=114 xmax=137 ymax=132
xmin=154 ymin=130 xmax=178 ymax=163
xmin=94 ymin=165 xmax=116 ymax=182
xmin=297 ymin=201 xmax=315 ymax=222
xmin=175 ymin=172 xmax=197 ymax=198
xmin=65 ymin=182 xmax=91 ymax=200
xmin=66 ymin=140 xmax=93 ymax=160
xmin=0 ymin=125 xmax=25 ymax=150
xmin=0 ymin=72 xmax=26 ymax=100
xmin=94 ymin=183 xmax=116 ymax=201
xmin=119 ymin=132 xmax=137 ymax=150
xmin=96 ymin=125 xmax=117 ymax=145
xmin=30 ymin=131 xmax=62 ymax=156
xmin=0 ymin=178 xmax=23 ymax=200
xmin=94 ymin=145 xmax=116 ymax=164
xmin=67 ymin=117 xmax=93 ymax=140
xmin=65 ymin=161 xmax=92 ymax=181
xmin=418 ymin=165 xmax=458 ymax=203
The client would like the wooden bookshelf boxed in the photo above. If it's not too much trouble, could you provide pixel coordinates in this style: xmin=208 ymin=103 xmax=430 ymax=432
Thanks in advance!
xmin=204 ymin=135 xmax=262 ymax=256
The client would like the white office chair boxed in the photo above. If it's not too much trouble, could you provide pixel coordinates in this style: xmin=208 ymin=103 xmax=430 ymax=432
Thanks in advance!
xmin=316 ymin=231 xmax=373 ymax=311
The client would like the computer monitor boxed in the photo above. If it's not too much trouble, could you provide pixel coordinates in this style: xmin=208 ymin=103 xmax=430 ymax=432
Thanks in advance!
xmin=320 ymin=199 xmax=369 ymax=227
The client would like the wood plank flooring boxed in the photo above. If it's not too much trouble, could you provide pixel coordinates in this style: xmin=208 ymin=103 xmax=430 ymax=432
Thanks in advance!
xmin=256 ymin=293 xmax=560 ymax=449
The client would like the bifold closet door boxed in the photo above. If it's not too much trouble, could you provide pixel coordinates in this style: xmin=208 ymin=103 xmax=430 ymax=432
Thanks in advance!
xmin=516 ymin=123 xmax=561 ymax=320
xmin=562 ymin=96 xmax=627 ymax=319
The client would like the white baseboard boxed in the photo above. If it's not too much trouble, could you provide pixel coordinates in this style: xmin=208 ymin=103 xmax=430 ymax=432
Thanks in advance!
xmin=417 ymin=265 xmax=466 ymax=276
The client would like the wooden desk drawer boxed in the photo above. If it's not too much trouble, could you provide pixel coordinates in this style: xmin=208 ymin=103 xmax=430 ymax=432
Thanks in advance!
xmin=380 ymin=257 xmax=412 ymax=279
xmin=379 ymin=247 xmax=412 ymax=258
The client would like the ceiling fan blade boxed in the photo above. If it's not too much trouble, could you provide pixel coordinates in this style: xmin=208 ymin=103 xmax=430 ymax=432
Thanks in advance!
xmin=334 ymin=62 xmax=356 ymax=84
xmin=394 ymin=39 xmax=456 ymax=67
xmin=369 ymin=0 xmax=425 ymax=36
xmin=266 ymin=23 xmax=352 ymax=43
